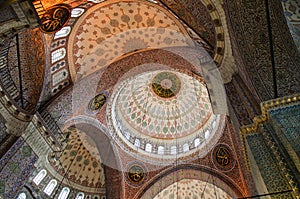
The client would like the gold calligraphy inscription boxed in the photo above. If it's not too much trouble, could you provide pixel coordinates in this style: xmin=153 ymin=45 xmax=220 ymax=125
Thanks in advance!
xmin=127 ymin=164 xmax=145 ymax=183
xmin=88 ymin=93 xmax=107 ymax=111
xmin=216 ymin=146 xmax=231 ymax=167
xmin=151 ymin=72 xmax=181 ymax=98
xmin=40 ymin=5 xmax=70 ymax=33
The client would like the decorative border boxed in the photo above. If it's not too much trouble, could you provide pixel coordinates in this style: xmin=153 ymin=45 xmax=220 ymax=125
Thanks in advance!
xmin=240 ymin=94 xmax=300 ymax=167
xmin=240 ymin=94 xmax=300 ymax=197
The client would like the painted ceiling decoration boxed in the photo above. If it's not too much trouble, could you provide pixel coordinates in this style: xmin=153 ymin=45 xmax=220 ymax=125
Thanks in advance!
xmin=67 ymin=0 xmax=209 ymax=81
xmin=40 ymin=4 xmax=71 ymax=34
xmin=6 ymin=29 xmax=46 ymax=112
xmin=212 ymin=143 xmax=235 ymax=172
xmin=125 ymin=161 xmax=148 ymax=187
xmin=152 ymin=179 xmax=233 ymax=199
xmin=47 ymin=126 xmax=106 ymax=194
xmin=107 ymin=69 xmax=226 ymax=164
xmin=88 ymin=92 xmax=107 ymax=111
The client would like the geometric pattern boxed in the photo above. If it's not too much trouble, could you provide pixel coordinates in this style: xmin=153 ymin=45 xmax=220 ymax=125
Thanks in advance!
xmin=113 ymin=70 xmax=212 ymax=139
xmin=270 ymin=104 xmax=300 ymax=158
xmin=48 ymin=127 xmax=106 ymax=189
xmin=68 ymin=0 xmax=192 ymax=80
xmin=153 ymin=179 xmax=233 ymax=199
xmin=246 ymin=133 xmax=294 ymax=198
xmin=0 ymin=137 xmax=37 ymax=199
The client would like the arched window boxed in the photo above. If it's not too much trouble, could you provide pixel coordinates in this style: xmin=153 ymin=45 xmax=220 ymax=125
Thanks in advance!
xmin=87 ymin=0 xmax=105 ymax=3
xmin=145 ymin=143 xmax=152 ymax=152
xmin=71 ymin=8 xmax=85 ymax=17
xmin=75 ymin=192 xmax=85 ymax=199
xmin=213 ymin=120 xmax=216 ymax=128
xmin=33 ymin=169 xmax=47 ymax=185
xmin=157 ymin=146 xmax=164 ymax=155
xmin=194 ymin=138 xmax=200 ymax=147
xmin=44 ymin=179 xmax=57 ymax=196
xmin=54 ymin=27 xmax=71 ymax=39
xmin=58 ymin=187 xmax=70 ymax=199
xmin=183 ymin=143 xmax=189 ymax=152
xmin=170 ymin=146 xmax=177 ymax=155
xmin=17 ymin=193 xmax=26 ymax=199
xmin=205 ymin=130 xmax=210 ymax=139
xmin=51 ymin=48 xmax=66 ymax=64
xmin=124 ymin=131 xmax=130 ymax=140
xmin=134 ymin=139 xmax=140 ymax=148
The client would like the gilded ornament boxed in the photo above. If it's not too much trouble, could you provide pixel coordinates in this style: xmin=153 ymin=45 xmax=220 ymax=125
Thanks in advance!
xmin=88 ymin=93 xmax=107 ymax=111
xmin=40 ymin=4 xmax=71 ymax=33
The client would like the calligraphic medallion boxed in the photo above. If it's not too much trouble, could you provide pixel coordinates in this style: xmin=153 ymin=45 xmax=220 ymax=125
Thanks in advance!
xmin=125 ymin=162 xmax=147 ymax=187
xmin=40 ymin=4 xmax=71 ymax=33
xmin=151 ymin=71 xmax=181 ymax=98
xmin=212 ymin=144 xmax=235 ymax=172
xmin=88 ymin=93 xmax=107 ymax=111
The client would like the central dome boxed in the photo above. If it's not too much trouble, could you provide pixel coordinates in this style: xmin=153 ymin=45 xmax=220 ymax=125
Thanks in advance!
xmin=107 ymin=70 xmax=224 ymax=163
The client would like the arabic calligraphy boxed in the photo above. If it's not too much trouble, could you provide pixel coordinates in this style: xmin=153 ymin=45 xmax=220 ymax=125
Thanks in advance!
xmin=88 ymin=93 xmax=107 ymax=111
xmin=40 ymin=5 xmax=70 ymax=33
xmin=127 ymin=164 xmax=145 ymax=183
xmin=151 ymin=72 xmax=181 ymax=98
xmin=216 ymin=146 xmax=231 ymax=166
xmin=213 ymin=144 xmax=235 ymax=171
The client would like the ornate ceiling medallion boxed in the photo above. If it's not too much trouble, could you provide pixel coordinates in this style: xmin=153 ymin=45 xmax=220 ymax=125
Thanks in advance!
xmin=88 ymin=92 xmax=107 ymax=111
xmin=151 ymin=71 xmax=181 ymax=98
xmin=125 ymin=162 xmax=147 ymax=187
xmin=212 ymin=144 xmax=235 ymax=172
xmin=40 ymin=4 xmax=71 ymax=34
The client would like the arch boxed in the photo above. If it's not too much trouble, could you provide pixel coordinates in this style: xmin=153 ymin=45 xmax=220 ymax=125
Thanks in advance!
xmin=145 ymin=143 xmax=152 ymax=153
xmin=43 ymin=179 xmax=57 ymax=196
xmin=182 ymin=143 xmax=189 ymax=152
xmin=205 ymin=129 xmax=210 ymax=139
xmin=58 ymin=187 xmax=70 ymax=199
xmin=75 ymin=192 xmax=85 ymax=199
xmin=17 ymin=193 xmax=26 ymax=199
xmin=33 ymin=169 xmax=47 ymax=185
xmin=194 ymin=138 xmax=201 ymax=147
xmin=54 ymin=27 xmax=71 ymax=39
xmin=62 ymin=119 xmax=123 ymax=199
xmin=170 ymin=146 xmax=177 ymax=155
xmin=157 ymin=146 xmax=164 ymax=155
xmin=134 ymin=164 xmax=245 ymax=199
xmin=134 ymin=139 xmax=140 ymax=148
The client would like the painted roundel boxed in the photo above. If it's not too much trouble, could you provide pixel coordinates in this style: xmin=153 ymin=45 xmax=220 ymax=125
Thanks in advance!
xmin=212 ymin=144 xmax=235 ymax=171
xmin=40 ymin=4 xmax=71 ymax=33
xmin=125 ymin=162 xmax=147 ymax=187
xmin=88 ymin=93 xmax=107 ymax=111
xmin=151 ymin=72 xmax=181 ymax=98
